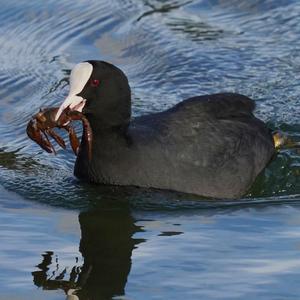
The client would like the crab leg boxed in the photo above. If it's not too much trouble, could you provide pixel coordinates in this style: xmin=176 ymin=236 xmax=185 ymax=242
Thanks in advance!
xmin=43 ymin=130 xmax=56 ymax=155
xmin=66 ymin=111 xmax=93 ymax=161
xmin=47 ymin=128 xmax=66 ymax=150
xmin=64 ymin=124 xmax=80 ymax=156
xmin=82 ymin=116 xmax=93 ymax=161
xmin=26 ymin=119 xmax=53 ymax=153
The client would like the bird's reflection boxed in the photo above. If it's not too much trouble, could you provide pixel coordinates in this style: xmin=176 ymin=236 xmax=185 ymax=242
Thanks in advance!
xmin=32 ymin=201 xmax=144 ymax=299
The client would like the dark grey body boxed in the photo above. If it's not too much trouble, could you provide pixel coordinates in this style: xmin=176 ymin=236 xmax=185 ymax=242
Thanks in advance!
xmin=75 ymin=93 xmax=275 ymax=199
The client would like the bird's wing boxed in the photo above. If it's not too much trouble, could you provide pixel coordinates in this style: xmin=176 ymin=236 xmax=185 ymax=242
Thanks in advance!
xmin=131 ymin=93 xmax=272 ymax=171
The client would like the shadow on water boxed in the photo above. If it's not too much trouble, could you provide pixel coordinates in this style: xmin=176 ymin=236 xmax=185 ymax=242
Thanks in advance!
xmin=32 ymin=201 xmax=144 ymax=300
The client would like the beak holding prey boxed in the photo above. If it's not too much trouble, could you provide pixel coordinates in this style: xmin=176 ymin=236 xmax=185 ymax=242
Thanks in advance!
xmin=55 ymin=95 xmax=86 ymax=122
xmin=26 ymin=61 xmax=94 ymax=161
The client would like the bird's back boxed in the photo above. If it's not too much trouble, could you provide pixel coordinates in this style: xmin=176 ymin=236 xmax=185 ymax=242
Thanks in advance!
xmin=128 ymin=93 xmax=274 ymax=198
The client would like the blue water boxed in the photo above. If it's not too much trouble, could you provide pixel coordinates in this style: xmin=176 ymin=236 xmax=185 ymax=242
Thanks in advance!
xmin=0 ymin=0 xmax=299 ymax=299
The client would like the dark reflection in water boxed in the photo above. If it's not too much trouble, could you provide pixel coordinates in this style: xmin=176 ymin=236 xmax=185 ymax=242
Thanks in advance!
xmin=77 ymin=206 xmax=144 ymax=299
xmin=32 ymin=202 xmax=144 ymax=299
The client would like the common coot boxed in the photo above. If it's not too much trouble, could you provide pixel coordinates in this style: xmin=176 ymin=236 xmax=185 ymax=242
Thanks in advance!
xmin=55 ymin=60 xmax=275 ymax=199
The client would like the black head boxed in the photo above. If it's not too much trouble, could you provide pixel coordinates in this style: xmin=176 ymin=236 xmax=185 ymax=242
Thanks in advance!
xmin=56 ymin=60 xmax=131 ymax=132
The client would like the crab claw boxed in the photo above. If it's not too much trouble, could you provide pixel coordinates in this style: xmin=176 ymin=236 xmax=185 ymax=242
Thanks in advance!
xmin=26 ymin=119 xmax=53 ymax=153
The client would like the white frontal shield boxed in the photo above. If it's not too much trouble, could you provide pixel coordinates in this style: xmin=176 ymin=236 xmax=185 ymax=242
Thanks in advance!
xmin=55 ymin=62 xmax=93 ymax=121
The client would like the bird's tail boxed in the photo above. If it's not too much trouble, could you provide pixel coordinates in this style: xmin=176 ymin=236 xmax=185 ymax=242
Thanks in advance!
xmin=273 ymin=131 xmax=300 ymax=149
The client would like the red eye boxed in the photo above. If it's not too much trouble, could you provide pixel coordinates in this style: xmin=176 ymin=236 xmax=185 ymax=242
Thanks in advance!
xmin=90 ymin=79 xmax=100 ymax=87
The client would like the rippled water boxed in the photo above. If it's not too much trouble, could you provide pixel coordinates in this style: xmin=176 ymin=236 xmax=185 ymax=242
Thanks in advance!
xmin=0 ymin=0 xmax=299 ymax=299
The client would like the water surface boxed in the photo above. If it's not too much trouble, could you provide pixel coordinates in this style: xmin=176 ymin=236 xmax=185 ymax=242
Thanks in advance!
xmin=0 ymin=0 xmax=299 ymax=299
